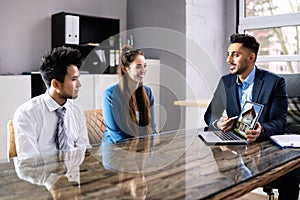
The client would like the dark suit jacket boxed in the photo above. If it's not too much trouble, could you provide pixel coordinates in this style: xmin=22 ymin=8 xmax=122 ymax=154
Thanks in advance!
xmin=204 ymin=67 xmax=288 ymax=139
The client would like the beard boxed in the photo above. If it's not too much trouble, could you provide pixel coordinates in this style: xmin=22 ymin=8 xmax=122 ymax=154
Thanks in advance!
xmin=59 ymin=89 xmax=79 ymax=99
xmin=229 ymin=60 xmax=249 ymax=75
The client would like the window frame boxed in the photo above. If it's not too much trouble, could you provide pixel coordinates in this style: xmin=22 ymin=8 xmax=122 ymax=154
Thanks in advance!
xmin=238 ymin=0 xmax=300 ymax=63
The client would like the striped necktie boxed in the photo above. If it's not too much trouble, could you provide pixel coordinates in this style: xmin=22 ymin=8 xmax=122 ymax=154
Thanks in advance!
xmin=55 ymin=107 xmax=68 ymax=150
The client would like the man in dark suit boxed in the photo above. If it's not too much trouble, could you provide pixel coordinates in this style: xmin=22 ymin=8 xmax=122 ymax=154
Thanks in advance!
xmin=204 ymin=33 xmax=287 ymax=142
xmin=204 ymin=33 xmax=298 ymax=200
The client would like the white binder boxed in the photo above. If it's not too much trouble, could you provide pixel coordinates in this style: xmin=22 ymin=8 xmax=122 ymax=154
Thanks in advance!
xmin=65 ymin=15 xmax=79 ymax=44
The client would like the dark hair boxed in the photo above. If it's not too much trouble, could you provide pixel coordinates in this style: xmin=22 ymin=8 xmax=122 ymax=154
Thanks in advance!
xmin=230 ymin=34 xmax=260 ymax=56
xmin=119 ymin=45 xmax=144 ymax=74
xmin=118 ymin=45 xmax=152 ymax=135
xmin=40 ymin=46 xmax=82 ymax=88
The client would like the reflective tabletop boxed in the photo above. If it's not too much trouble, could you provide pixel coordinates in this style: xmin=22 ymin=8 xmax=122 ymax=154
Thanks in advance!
xmin=1 ymin=128 xmax=300 ymax=200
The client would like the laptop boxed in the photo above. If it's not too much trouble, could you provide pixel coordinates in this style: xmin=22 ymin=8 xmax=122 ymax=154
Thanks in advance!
xmin=198 ymin=101 xmax=264 ymax=145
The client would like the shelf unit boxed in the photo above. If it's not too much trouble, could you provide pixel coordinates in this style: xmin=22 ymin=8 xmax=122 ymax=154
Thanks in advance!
xmin=51 ymin=12 xmax=120 ymax=74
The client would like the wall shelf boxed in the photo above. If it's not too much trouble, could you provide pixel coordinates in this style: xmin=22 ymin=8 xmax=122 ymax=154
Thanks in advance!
xmin=51 ymin=12 xmax=120 ymax=74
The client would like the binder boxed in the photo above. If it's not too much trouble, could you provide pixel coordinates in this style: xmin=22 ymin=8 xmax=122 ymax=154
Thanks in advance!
xmin=72 ymin=15 xmax=79 ymax=44
xmin=65 ymin=15 xmax=79 ymax=44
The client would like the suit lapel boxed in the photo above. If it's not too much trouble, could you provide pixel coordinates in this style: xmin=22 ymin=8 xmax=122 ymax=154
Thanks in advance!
xmin=227 ymin=75 xmax=241 ymax=113
xmin=252 ymin=68 xmax=264 ymax=102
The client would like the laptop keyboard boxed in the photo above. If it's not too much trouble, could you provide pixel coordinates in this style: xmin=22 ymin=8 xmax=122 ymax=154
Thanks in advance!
xmin=214 ymin=131 xmax=241 ymax=141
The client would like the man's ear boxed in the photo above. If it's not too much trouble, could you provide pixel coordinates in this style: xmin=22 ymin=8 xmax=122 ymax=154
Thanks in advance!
xmin=248 ymin=52 xmax=256 ymax=62
xmin=51 ymin=79 xmax=61 ymax=90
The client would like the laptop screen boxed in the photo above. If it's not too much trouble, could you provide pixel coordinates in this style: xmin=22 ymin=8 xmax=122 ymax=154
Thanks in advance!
xmin=233 ymin=101 xmax=264 ymax=138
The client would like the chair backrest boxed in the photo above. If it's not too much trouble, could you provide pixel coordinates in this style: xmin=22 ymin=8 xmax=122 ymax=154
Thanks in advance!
xmin=7 ymin=120 xmax=17 ymax=159
xmin=84 ymin=109 xmax=106 ymax=145
xmin=280 ymin=74 xmax=300 ymax=134
xmin=280 ymin=73 xmax=300 ymax=97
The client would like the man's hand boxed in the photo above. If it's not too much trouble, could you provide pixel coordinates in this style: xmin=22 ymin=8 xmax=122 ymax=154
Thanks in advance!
xmin=216 ymin=116 xmax=237 ymax=132
xmin=246 ymin=122 xmax=263 ymax=143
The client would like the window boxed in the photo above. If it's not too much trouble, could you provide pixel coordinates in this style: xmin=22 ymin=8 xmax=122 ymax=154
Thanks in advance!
xmin=239 ymin=0 xmax=300 ymax=74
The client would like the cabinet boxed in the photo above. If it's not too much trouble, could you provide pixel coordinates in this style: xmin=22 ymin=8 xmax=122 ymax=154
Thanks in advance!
xmin=52 ymin=12 xmax=120 ymax=74
xmin=0 ymin=76 xmax=31 ymax=160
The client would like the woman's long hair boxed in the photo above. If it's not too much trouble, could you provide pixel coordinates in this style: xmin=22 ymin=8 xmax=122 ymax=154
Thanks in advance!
xmin=117 ymin=45 xmax=153 ymax=137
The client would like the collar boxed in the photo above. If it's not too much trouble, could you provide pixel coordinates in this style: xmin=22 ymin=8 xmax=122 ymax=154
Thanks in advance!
xmin=44 ymin=90 xmax=74 ymax=112
xmin=236 ymin=66 xmax=256 ymax=86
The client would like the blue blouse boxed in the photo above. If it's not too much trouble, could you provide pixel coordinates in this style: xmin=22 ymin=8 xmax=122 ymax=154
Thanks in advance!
xmin=102 ymin=84 xmax=156 ymax=144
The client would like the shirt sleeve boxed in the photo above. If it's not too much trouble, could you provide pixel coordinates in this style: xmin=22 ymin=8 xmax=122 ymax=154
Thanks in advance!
xmin=77 ymin=108 xmax=92 ymax=148
xmin=13 ymin=107 xmax=40 ymax=159
xmin=147 ymin=86 xmax=157 ymax=133
xmin=102 ymin=86 xmax=126 ymax=143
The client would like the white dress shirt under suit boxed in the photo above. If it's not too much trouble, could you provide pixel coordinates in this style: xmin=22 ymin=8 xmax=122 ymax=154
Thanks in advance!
xmin=13 ymin=91 xmax=91 ymax=159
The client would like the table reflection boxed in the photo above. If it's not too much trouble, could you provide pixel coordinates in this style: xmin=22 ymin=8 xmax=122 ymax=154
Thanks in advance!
xmin=14 ymin=147 xmax=86 ymax=200
xmin=211 ymin=145 xmax=261 ymax=183
xmin=101 ymin=136 xmax=155 ymax=200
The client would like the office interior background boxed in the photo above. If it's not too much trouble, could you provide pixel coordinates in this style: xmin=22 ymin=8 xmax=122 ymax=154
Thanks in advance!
xmin=0 ymin=0 xmax=299 ymax=160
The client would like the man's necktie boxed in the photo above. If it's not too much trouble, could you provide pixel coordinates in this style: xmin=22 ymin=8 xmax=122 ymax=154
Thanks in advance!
xmin=55 ymin=107 xmax=68 ymax=150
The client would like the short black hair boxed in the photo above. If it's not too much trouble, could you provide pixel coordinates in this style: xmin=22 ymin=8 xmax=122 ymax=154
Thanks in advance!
xmin=230 ymin=34 xmax=260 ymax=56
xmin=40 ymin=46 xmax=82 ymax=88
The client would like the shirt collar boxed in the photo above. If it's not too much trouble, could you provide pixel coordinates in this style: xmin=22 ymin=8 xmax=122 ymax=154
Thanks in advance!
xmin=236 ymin=66 xmax=256 ymax=85
xmin=44 ymin=90 xmax=74 ymax=112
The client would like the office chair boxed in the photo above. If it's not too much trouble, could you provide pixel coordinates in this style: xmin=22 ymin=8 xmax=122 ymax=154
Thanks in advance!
xmin=263 ymin=73 xmax=300 ymax=200
xmin=7 ymin=120 xmax=17 ymax=159
xmin=281 ymin=74 xmax=300 ymax=134
xmin=84 ymin=109 xmax=106 ymax=145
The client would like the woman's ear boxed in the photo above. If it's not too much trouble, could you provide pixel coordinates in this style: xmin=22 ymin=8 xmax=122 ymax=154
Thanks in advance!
xmin=121 ymin=66 xmax=128 ymax=74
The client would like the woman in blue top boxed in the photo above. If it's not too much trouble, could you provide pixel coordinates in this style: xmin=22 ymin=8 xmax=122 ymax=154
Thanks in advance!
xmin=102 ymin=46 xmax=156 ymax=144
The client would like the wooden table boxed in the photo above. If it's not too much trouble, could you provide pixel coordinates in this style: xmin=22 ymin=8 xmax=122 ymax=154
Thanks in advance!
xmin=173 ymin=99 xmax=210 ymax=107
xmin=1 ymin=129 xmax=300 ymax=200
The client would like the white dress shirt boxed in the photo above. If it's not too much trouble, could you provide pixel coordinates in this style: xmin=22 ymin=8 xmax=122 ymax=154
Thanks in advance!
xmin=13 ymin=91 xmax=91 ymax=159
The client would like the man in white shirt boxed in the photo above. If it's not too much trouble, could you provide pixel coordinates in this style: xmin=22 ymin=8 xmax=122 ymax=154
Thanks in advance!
xmin=14 ymin=46 xmax=91 ymax=159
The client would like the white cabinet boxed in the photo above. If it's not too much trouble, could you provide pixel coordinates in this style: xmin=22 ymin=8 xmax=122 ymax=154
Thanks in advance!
xmin=0 ymin=76 xmax=31 ymax=160
xmin=73 ymin=74 xmax=119 ymax=110
xmin=144 ymin=59 xmax=161 ymax=131
xmin=74 ymin=74 xmax=95 ymax=111
xmin=94 ymin=74 xmax=119 ymax=109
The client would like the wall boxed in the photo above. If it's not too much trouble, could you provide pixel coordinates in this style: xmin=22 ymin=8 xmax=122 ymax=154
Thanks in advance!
xmin=0 ymin=0 xmax=127 ymax=75
xmin=185 ymin=0 xmax=237 ymax=128
xmin=127 ymin=0 xmax=186 ymax=131
xmin=186 ymin=0 xmax=237 ymax=100
xmin=225 ymin=0 xmax=238 ymax=57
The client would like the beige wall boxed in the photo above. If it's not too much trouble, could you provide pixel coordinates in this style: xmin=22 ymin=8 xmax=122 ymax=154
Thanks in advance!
xmin=0 ymin=0 xmax=127 ymax=74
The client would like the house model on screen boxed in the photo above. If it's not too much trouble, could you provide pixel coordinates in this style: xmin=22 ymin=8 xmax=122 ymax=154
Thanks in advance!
xmin=237 ymin=105 xmax=256 ymax=133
